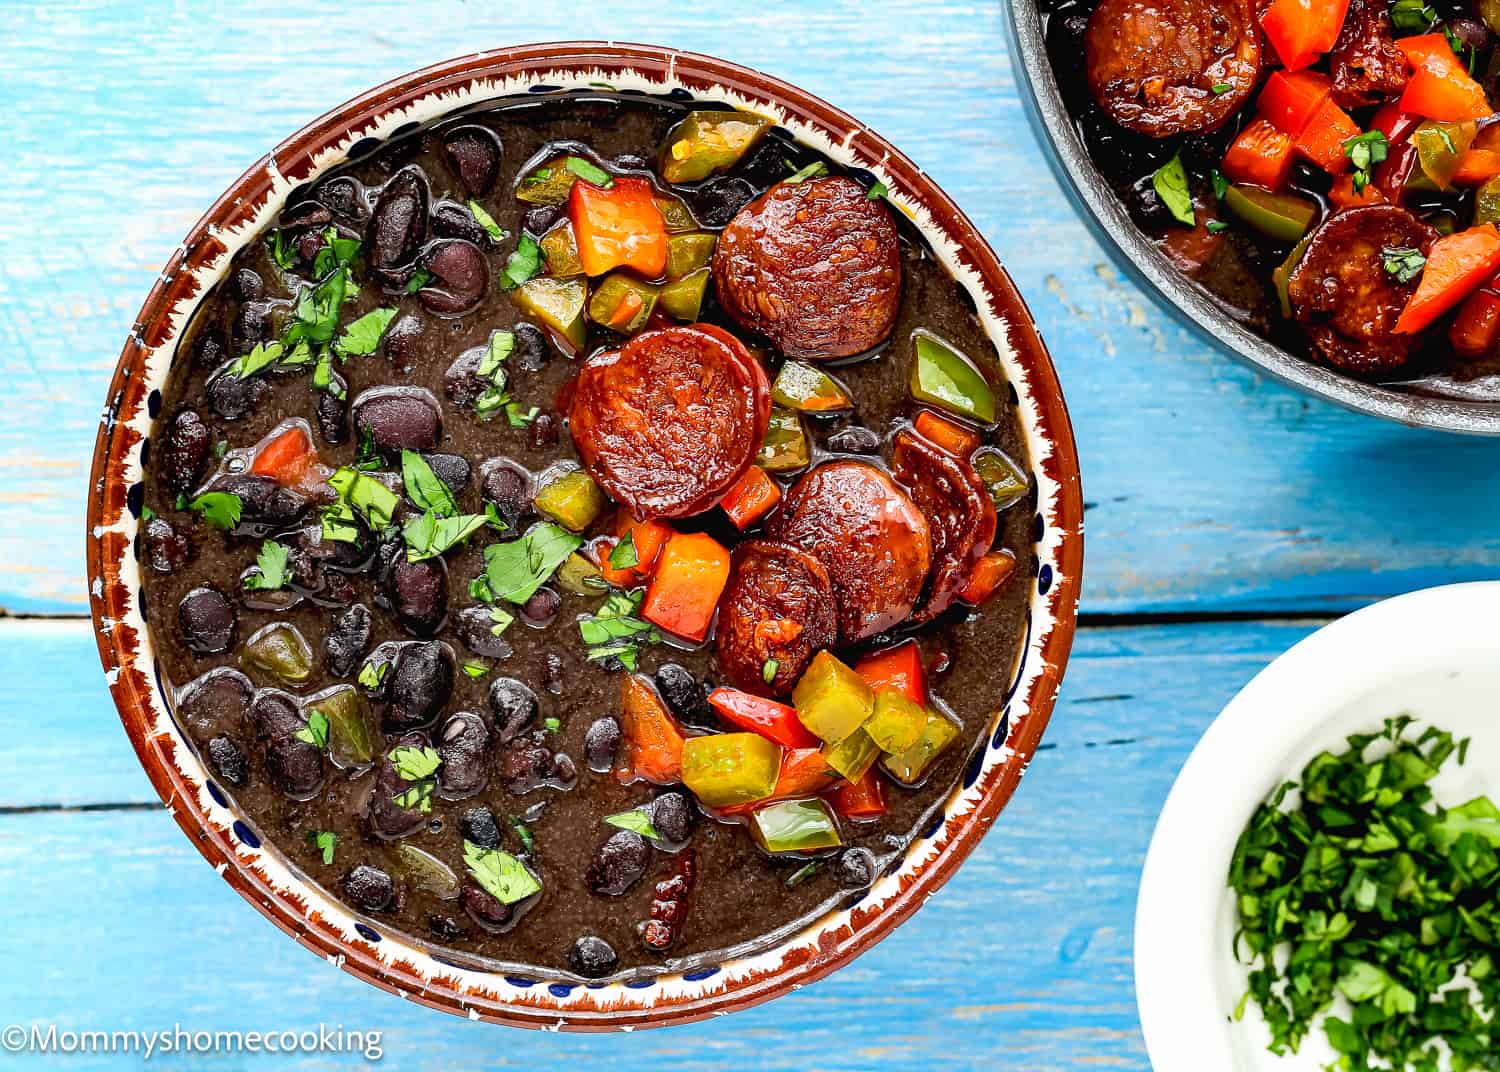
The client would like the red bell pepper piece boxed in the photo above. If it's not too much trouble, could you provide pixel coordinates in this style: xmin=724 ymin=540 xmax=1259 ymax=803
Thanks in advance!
xmin=1371 ymin=103 xmax=1424 ymax=144
xmin=1397 ymin=35 xmax=1493 ymax=122
xmin=641 ymin=531 xmax=731 ymax=642
xmin=250 ymin=424 xmax=316 ymax=487
xmin=1452 ymin=149 xmax=1500 ymax=186
xmin=718 ymin=466 xmax=781 ymax=530
xmin=615 ymin=674 xmax=686 ymax=785
xmin=568 ymin=176 xmax=669 ymax=278
xmin=913 ymin=409 xmax=982 ymax=457
xmin=597 ymin=512 xmax=672 ymax=588
xmin=959 ymin=549 xmax=1019 ymax=606
xmin=1258 ymin=69 xmax=1332 ymax=137
xmin=707 ymin=688 xmax=820 ymax=750
xmin=1328 ymin=173 xmax=1388 ymax=210
xmin=830 ymin=769 xmax=888 ymax=821
xmin=1222 ymin=120 xmax=1298 ymax=191
xmin=854 ymin=642 xmax=927 ymax=706
xmin=1395 ymin=224 xmax=1500 ymax=334
xmin=1449 ymin=287 xmax=1500 ymax=358
xmin=1260 ymin=0 xmax=1351 ymax=70
xmin=721 ymin=748 xmax=838 ymax=815
xmin=1293 ymin=98 xmax=1361 ymax=174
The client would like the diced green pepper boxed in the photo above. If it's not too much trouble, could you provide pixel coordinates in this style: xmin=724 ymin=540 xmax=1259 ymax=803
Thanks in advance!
xmin=1477 ymin=177 xmax=1500 ymax=227
xmin=1413 ymin=120 xmax=1477 ymax=191
xmin=533 ymin=468 xmax=606 ymax=533
xmin=793 ymin=651 xmax=875 ymax=744
xmin=540 ymin=222 xmax=583 ymax=278
xmin=971 ymin=447 xmax=1029 ymax=512
xmin=1222 ymin=185 xmax=1317 ymax=244
xmin=655 ymin=195 xmax=698 ymax=233
xmin=240 ymin=623 xmax=313 ymax=687
xmin=393 ymin=843 xmax=460 ymax=899
xmin=772 ymin=360 xmax=853 ymax=412
xmin=1430 ymin=210 xmax=1460 ymax=237
xmin=1273 ymin=232 xmax=1315 ymax=319
xmin=659 ymin=110 xmax=774 ymax=184
xmin=910 ymin=331 xmax=997 ymax=424
xmin=513 ymin=277 xmax=587 ymax=352
xmin=822 ymin=727 xmax=881 ymax=781
xmin=757 ymin=407 xmax=811 ymax=473
xmin=312 ymin=686 xmax=374 ymax=766
xmin=881 ymin=709 xmax=960 ymax=786
xmin=658 ymin=268 xmax=710 ymax=322
xmin=750 ymin=798 xmax=843 ymax=854
xmin=516 ymin=156 xmax=579 ymax=205
xmin=587 ymin=272 xmax=660 ymax=334
xmin=681 ymin=732 xmax=783 ymax=808
xmin=864 ymin=689 xmax=928 ymax=755
xmin=666 ymin=233 xmax=717 ymax=280
xmin=556 ymin=552 xmax=606 ymax=595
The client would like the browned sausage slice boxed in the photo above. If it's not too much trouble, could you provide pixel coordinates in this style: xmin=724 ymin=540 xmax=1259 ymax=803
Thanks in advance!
xmin=1085 ymin=0 xmax=1260 ymax=138
xmin=569 ymin=324 xmax=770 ymax=519
xmin=713 ymin=176 xmax=901 ymax=361
xmin=1287 ymin=206 xmax=1439 ymax=376
xmin=891 ymin=429 xmax=998 ymax=623
xmin=715 ymin=540 xmax=838 ymax=696
xmin=1330 ymin=0 xmax=1408 ymax=110
xmin=769 ymin=461 xmax=931 ymax=641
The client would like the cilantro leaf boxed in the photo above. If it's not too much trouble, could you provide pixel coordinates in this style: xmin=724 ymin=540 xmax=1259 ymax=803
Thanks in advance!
xmin=564 ymin=156 xmax=613 ymax=187
xmin=357 ymin=660 xmax=389 ymax=690
xmin=334 ymin=307 xmax=397 ymax=357
xmin=187 ymin=492 xmax=242 ymax=530
xmin=1151 ymin=153 xmax=1197 ymax=227
xmin=390 ymin=745 xmax=442 ymax=782
xmin=401 ymin=509 xmax=488 ymax=562
xmin=461 ymin=661 xmax=488 ymax=679
xmin=1381 ymin=245 xmax=1426 ymax=284
xmin=577 ymin=589 xmax=660 ymax=671
xmin=607 ymin=530 xmax=639 ymax=570
xmin=603 ymin=808 xmax=660 ymax=840
xmin=294 ymin=709 xmax=330 ymax=750
xmin=1344 ymin=130 xmax=1389 ymax=194
xmin=784 ymin=160 xmax=830 ymax=184
xmin=866 ymin=180 xmax=889 ymax=201
xmin=463 ymin=841 xmax=542 ymax=905
xmin=501 ymin=236 xmax=544 ymax=290
xmin=466 ymin=200 xmax=507 ymax=242
xmin=328 ymin=467 xmax=398 ymax=528
xmin=404 ymin=268 xmax=433 ymax=293
xmin=400 ymin=449 xmax=458 ymax=518
xmin=228 ymin=340 xmax=285 ymax=380
xmin=305 ymin=829 xmax=336 ymax=865
xmin=478 ymin=522 xmax=583 ymax=604
xmin=244 ymin=540 xmax=291 ymax=591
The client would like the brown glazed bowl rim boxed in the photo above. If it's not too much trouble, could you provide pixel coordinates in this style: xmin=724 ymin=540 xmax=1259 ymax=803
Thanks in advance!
xmin=85 ymin=41 xmax=1084 ymax=1030
xmin=1004 ymin=0 xmax=1500 ymax=436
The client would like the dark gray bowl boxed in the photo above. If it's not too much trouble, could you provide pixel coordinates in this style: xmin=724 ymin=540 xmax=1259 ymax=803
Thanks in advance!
xmin=1005 ymin=0 xmax=1500 ymax=435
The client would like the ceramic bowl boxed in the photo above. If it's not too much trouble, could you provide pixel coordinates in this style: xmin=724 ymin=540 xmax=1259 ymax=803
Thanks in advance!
xmin=85 ymin=42 xmax=1084 ymax=1029
xmin=1004 ymin=0 xmax=1500 ymax=435
xmin=1136 ymin=581 xmax=1500 ymax=1069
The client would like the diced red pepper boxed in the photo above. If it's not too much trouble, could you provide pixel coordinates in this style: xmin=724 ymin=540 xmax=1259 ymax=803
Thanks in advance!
xmin=854 ymin=642 xmax=927 ymax=707
xmin=597 ymin=512 xmax=672 ymax=588
xmin=641 ymin=531 xmax=731 ymax=642
xmin=603 ymin=288 xmax=646 ymax=332
xmin=615 ymin=673 xmax=686 ymax=785
xmin=1372 ymin=103 xmax=1424 ymax=144
xmin=830 ymin=769 xmax=888 ymax=821
xmin=1258 ymin=69 xmax=1332 ymax=137
xmin=1329 ymin=173 xmax=1388 ymax=210
xmin=708 ymin=688 xmax=820 ymax=750
xmin=913 ymin=410 xmax=982 ymax=457
xmin=959 ymin=549 xmax=1019 ymax=606
xmin=720 ymin=748 xmax=838 ymax=815
xmin=250 ymin=424 xmax=316 ymax=487
xmin=1260 ymin=0 xmax=1351 ymax=70
xmin=568 ymin=176 xmax=669 ymax=278
xmin=1453 ymin=149 xmax=1500 ymax=186
xmin=1395 ymin=224 xmax=1500 ymax=334
xmin=1222 ymin=120 xmax=1298 ymax=191
xmin=1293 ymin=98 xmax=1360 ymax=174
xmin=719 ymin=466 xmax=781 ymax=530
xmin=1397 ymin=35 xmax=1493 ymax=123
xmin=1449 ymin=288 xmax=1500 ymax=358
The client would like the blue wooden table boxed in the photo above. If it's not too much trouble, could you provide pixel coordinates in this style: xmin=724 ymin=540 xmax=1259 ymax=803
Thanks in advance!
xmin=5 ymin=1 xmax=1498 ymax=1067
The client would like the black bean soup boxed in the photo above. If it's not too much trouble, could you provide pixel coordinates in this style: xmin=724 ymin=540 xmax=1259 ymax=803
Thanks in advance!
xmin=140 ymin=92 xmax=1036 ymax=980
xmin=1044 ymin=0 xmax=1500 ymax=399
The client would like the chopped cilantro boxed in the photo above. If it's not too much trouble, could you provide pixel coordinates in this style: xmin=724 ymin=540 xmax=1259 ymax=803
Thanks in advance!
xmin=390 ymin=745 xmax=443 ymax=813
xmin=227 ymin=340 xmax=285 ymax=380
xmin=187 ymin=491 xmax=242 ymax=530
xmin=402 ymin=509 xmax=489 ymax=562
xmin=544 ymin=717 xmax=561 ymax=733
xmin=400 ymin=449 xmax=458 ymax=518
xmin=604 ymin=808 xmax=660 ymax=840
xmin=508 ymin=817 xmax=536 ymax=855
xmin=476 ymin=522 xmax=583 ymax=604
xmin=267 ymin=229 xmax=296 ymax=270
xmin=464 ymin=841 xmax=541 ymax=904
xmin=577 ymin=589 xmax=660 ymax=672
xmin=784 ymin=160 xmax=830 ymax=184
xmin=564 ymin=156 xmax=613 ymax=188
xmin=334 ymin=307 xmax=397 ymax=357
xmin=461 ymin=661 xmax=488 ymax=679
xmin=1151 ymin=153 xmax=1196 ymax=227
xmin=785 ymin=861 xmax=823 ymax=888
xmin=305 ymin=829 xmax=337 ymax=865
xmin=243 ymin=540 xmax=291 ymax=591
xmin=1210 ymin=82 xmax=1232 ymax=95
xmin=1344 ymin=130 xmax=1389 ymax=194
xmin=357 ymin=660 xmax=389 ymax=690
xmin=1211 ymin=168 xmax=1229 ymax=200
xmin=1206 ymin=219 xmax=1229 ymax=234
xmin=608 ymin=531 xmax=640 ymax=570
xmin=488 ymin=606 xmax=515 ymax=636
xmin=1390 ymin=0 xmax=1438 ymax=31
xmin=501 ymin=236 xmax=544 ymax=290
xmin=1382 ymin=245 xmax=1426 ymax=284
xmin=404 ymin=268 xmax=433 ymax=293
xmin=466 ymin=199 xmax=507 ymax=242
xmin=866 ymin=180 xmax=889 ymax=200
xmin=294 ymin=709 xmax=330 ymax=750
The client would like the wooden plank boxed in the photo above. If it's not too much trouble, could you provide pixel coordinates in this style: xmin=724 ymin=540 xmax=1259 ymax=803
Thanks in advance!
xmin=8 ymin=0 xmax=1495 ymax=618
xmin=0 ymin=618 xmax=1318 ymax=1067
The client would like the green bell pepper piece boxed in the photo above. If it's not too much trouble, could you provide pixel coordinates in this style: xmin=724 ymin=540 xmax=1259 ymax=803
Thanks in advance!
xmin=240 ymin=623 xmax=313 ymax=687
xmin=971 ymin=447 xmax=1029 ymax=513
xmin=682 ymin=732 xmax=783 ymax=808
xmin=750 ymin=798 xmax=843 ymax=854
xmin=540 ymin=222 xmax=583 ymax=278
xmin=533 ymin=468 xmax=606 ymax=533
xmin=864 ymin=689 xmax=928 ymax=755
xmin=659 ymin=110 xmax=774 ymax=184
xmin=516 ymin=156 xmax=579 ymax=205
xmin=556 ymin=552 xmax=606 ymax=595
xmin=909 ymin=331 xmax=997 ymax=424
xmin=771 ymin=360 xmax=853 ymax=412
xmin=1273 ymin=232 xmax=1315 ymax=319
xmin=311 ymin=686 xmax=374 ymax=766
xmin=1477 ymin=176 xmax=1500 ymax=227
xmin=587 ymin=272 xmax=660 ymax=334
xmin=1414 ymin=120 xmax=1477 ymax=191
xmin=881 ymin=709 xmax=960 ymax=786
xmin=666 ymin=233 xmax=717 ymax=280
xmin=757 ymin=407 xmax=811 ymax=473
xmin=658 ymin=268 xmax=710 ymax=322
xmin=655 ymin=195 xmax=699 ymax=233
xmin=1222 ymin=185 xmax=1317 ymax=244
xmin=822 ymin=727 xmax=881 ymax=781
xmin=513 ymin=277 xmax=588 ymax=352
xmin=393 ymin=843 xmax=460 ymax=899
xmin=793 ymin=651 xmax=875 ymax=744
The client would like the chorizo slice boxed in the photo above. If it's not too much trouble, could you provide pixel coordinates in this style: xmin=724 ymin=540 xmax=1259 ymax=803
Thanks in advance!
xmin=769 ymin=461 xmax=932 ymax=642
xmin=1084 ymin=0 xmax=1260 ymax=138
xmin=891 ymin=429 xmax=998 ymax=623
xmin=1287 ymin=206 xmax=1439 ymax=375
xmin=713 ymin=176 xmax=901 ymax=361
xmin=569 ymin=324 xmax=770 ymax=519
xmin=715 ymin=540 xmax=839 ymax=696
xmin=1330 ymin=0 xmax=1408 ymax=110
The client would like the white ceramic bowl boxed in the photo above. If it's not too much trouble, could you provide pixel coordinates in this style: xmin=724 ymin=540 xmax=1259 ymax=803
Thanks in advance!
xmin=1135 ymin=582 xmax=1500 ymax=1070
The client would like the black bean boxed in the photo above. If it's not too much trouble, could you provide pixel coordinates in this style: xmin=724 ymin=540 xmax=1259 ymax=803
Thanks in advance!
xmin=585 ymin=831 xmax=650 ymax=896
xmin=380 ymin=313 xmax=425 ymax=370
xmin=649 ymin=791 xmax=696 ymax=846
xmin=527 ymin=411 xmax=559 ymax=450
xmin=655 ymin=663 xmax=711 ymax=725
xmin=488 ymin=677 xmax=538 ymax=743
xmin=461 ymin=883 xmax=513 ymax=932
xmin=385 ymin=641 xmax=454 ymax=731
xmin=568 ymin=935 xmax=619 ymax=979
xmin=230 ymin=302 xmax=273 ymax=354
xmin=834 ymin=847 xmax=877 ymax=889
xmin=344 ymin=865 xmax=397 ymax=913
xmin=265 ymin=735 xmax=324 ymax=798
xmin=826 ymin=425 xmax=882 ymax=454
xmin=316 ymin=383 xmax=348 ymax=445
xmin=418 ymin=239 xmax=488 ymax=316
xmin=207 ymin=371 xmax=269 ymax=421
xmin=388 ymin=557 xmax=448 ymax=637
xmin=519 ymin=586 xmax=560 ymax=628
xmin=431 ymin=200 xmax=491 ymax=247
xmin=143 ymin=517 xmax=192 ymax=574
xmin=367 ymin=166 xmax=429 ymax=276
xmin=687 ymin=176 xmax=755 ymax=227
xmin=499 ymin=740 xmax=562 ymax=795
xmin=455 ymin=605 xmax=513 ymax=659
xmin=424 ymin=452 xmax=471 ymax=494
xmin=192 ymin=326 xmax=227 ymax=370
xmin=442 ymin=346 xmax=490 ymax=408
xmin=232 ymin=268 xmax=264 ymax=302
xmin=437 ymin=711 xmax=491 ymax=799
xmin=479 ymin=458 xmax=534 ymax=533
xmin=427 ymin=914 xmax=465 ymax=941
xmin=178 ymin=586 xmax=236 ymax=654
xmin=551 ymin=752 xmax=577 ymax=787
xmin=207 ymin=735 xmax=249 ymax=786
xmin=179 ymin=669 xmax=254 ymax=740
xmin=314 ymin=176 xmax=368 ymax=223
xmin=460 ymin=806 xmax=503 ymax=850
xmin=441 ymin=125 xmax=502 ymax=197
xmin=324 ymin=602 xmax=372 ymax=678
xmin=368 ymin=732 xmax=431 ymax=839
xmin=523 ymin=205 xmax=561 ymax=235
xmin=512 ymin=322 xmax=549 ymax=372
xmin=159 ymin=408 xmax=211 ymax=493
xmin=210 ymin=474 xmax=308 ymax=530
xmin=352 ymin=388 xmax=443 ymax=452
xmin=583 ymin=717 xmax=621 ymax=773
xmin=278 ymin=199 xmax=333 ymax=235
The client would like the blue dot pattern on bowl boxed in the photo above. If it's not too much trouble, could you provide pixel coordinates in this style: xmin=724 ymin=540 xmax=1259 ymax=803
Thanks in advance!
xmin=682 ymin=967 xmax=720 ymax=982
xmin=1038 ymin=563 xmax=1054 ymax=595
xmin=991 ymin=708 xmax=1012 ymax=749
xmin=231 ymin=820 xmax=260 ymax=848
xmin=548 ymin=983 xmax=574 ymax=998
xmin=624 ymin=977 xmax=656 ymax=990
xmin=962 ymin=748 xmax=984 ymax=789
xmin=147 ymin=389 xmax=163 ymax=418
xmin=354 ymin=924 xmax=381 ymax=943
xmin=505 ymin=975 xmax=537 ymax=989
xmin=205 ymin=781 xmax=227 ymax=807
xmin=528 ymin=83 xmax=563 ymax=94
